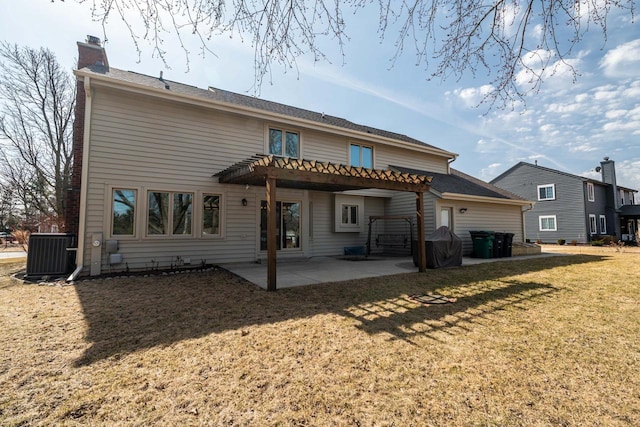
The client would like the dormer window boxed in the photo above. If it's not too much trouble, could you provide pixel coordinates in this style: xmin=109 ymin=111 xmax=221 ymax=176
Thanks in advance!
xmin=268 ymin=127 xmax=299 ymax=158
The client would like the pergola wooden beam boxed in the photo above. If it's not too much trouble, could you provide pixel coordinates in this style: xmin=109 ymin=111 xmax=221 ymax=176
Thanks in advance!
xmin=216 ymin=155 xmax=432 ymax=291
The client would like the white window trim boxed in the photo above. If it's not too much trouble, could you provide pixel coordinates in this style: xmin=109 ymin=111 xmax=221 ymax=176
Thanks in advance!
xmin=539 ymin=215 xmax=557 ymax=231
xmin=144 ymin=190 xmax=195 ymax=238
xmin=340 ymin=204 xmax=359 ymax=226
xmin=589 ymin=214 xmax=597 ymax=235
xmin=599 ymin=215 xmax=607 ymax=234
xmin=348 ymin=141 xmax=374 ymax=168
xmin=265 ymin=124 xmax=302 ymax=158
xmin=619 ymin=189 xmax=625 ymax=205
xmin=334 ymin=194 xmax=365 ymax=232
xmin=537 ymin=184 xmax=556 ymax=201
xmin=587 ymin=182 xmax=595 ymax=202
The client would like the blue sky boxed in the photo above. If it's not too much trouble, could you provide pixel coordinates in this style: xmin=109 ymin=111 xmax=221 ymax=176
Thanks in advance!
xmin=1 ymin=1 xmax=638 ymax=199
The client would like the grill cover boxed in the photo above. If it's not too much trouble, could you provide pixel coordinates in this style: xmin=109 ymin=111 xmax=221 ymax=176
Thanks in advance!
xmin=414 ymin=226 xmax=462 ymax=268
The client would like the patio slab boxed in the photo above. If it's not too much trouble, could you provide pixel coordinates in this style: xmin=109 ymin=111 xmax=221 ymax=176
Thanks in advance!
xmin=221 ymin=252 xmax=562 ymax=289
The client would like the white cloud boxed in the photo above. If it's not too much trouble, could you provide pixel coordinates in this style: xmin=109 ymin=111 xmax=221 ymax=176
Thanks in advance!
xmin=453 ymin=85 xmax=495 ymax=108
xmin=600 ymin=39 xmax=640 ymax=78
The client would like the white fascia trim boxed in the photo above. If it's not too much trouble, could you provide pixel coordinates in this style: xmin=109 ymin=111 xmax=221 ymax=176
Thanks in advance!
xmin=75 ymin=70 xmax=457 ymax=160
xmin=440 ymin=192 xmax=533 ymax=206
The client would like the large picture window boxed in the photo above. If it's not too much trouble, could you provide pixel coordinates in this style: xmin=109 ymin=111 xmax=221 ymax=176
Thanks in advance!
xmin=202 ymin=194 xmax=221 ymax=236
xmin=147 ymin=191 xmax=193 ymax=236
xmin=537 ymin=184 xmax=555 ymax=201
xmin=349 ymin=143 xmax=373 ymax=168
xmin=112 ymin=189 xmax=136 ymax=236
xmin=269 ymin=127 xmax=299 ymax=158
xmin=539 ymin=215 xmax=557 ymax=231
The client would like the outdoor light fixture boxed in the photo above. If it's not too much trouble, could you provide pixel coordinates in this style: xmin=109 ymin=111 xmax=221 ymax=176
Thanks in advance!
xmin=459 ymin=208 xmax=467 ymax=214
xmin=242 ymin=198 xmax=248 ymax=206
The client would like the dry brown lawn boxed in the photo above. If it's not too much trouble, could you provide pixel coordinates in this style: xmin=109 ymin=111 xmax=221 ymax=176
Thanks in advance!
xmin=1 ymin=250 xmax=639 ymax=426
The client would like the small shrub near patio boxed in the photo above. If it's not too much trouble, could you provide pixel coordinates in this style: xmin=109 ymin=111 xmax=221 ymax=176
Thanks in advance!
xmin=557 ymin=239 xmax=566 ymax=245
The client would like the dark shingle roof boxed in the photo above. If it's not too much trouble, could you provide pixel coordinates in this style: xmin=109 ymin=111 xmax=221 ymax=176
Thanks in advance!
xmin=78 ymin=64 xmax=451 ymax=155
xmin=391 ymin=165 xmax=528 ymax=201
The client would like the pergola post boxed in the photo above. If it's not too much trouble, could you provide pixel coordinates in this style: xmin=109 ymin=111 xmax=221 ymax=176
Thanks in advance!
xmin=266 ymin=175 xmax=277 ymax=291
xmin=416 ymin=191 xmax=426 ymax=272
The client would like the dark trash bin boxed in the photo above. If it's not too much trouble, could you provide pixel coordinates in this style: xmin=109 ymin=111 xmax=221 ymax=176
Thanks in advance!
xmin=469 ymin=231 xmax=494 ymax=259
xmin=503 ymin=233 xmax=515 ymax=257
xmin=413 ymin=226 xmax=463 ymax=268
xmin=493 ymin=232 xmax=505 ymax=258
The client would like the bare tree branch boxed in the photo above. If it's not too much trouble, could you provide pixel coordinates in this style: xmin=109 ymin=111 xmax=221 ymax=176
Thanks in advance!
xmin=0 ymin=42 xmax=75 ymax=230
xmin=61 ymin=0 xmax=634 ymax=105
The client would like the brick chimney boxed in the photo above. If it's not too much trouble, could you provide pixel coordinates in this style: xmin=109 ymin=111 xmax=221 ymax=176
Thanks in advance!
xmin=65 ymin=36 xmax=109 ymax=237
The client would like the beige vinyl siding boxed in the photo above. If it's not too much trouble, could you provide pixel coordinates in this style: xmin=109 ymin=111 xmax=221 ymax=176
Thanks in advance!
xmin=81 ymin=86 xmax=451 ymax=273
xmin=376 ymin=145 xmax=449 ymax=173
xmin=309 ymin=192 xmax=385 ymax=256
xmin=82 ymin=88 xmax=270 ymax=273
xmin=441 ymin=200 xmax=523 ymax=255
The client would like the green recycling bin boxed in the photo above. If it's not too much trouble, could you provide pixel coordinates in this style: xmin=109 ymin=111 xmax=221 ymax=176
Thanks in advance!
xmin=469 ymin=231 xmax=495 ymax=259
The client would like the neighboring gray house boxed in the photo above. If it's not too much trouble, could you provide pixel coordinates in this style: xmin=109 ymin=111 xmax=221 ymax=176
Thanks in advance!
xmin=64 ymin=36 xmax=531 ymax=286
xmin=491 ymin=160 xmax=638 ymax=243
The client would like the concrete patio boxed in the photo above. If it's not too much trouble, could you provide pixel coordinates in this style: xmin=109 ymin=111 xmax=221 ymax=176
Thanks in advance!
xmin=221 ymin=252 xmax=561 ymax=289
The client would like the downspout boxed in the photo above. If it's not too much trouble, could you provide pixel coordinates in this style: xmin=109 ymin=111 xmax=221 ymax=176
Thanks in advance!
xmin=447 ymin=154 xmax=459 ymax=174
xmin=68 ymin=76 xmax=93 ymax=281
xmin=521 ymin=203 xmax=534 ymax=242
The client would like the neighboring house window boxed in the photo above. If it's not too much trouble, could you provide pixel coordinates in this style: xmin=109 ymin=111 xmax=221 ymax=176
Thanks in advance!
xmin=202 ymin=194 xmax=221 ymax=237
xmin=599 ymin=215 xmax=607 ymax=234
xmin=587 ymin=182 xmax=595 ymax=202
xmin=539 ymin=215 xmax=557 ymax=231
xmin=589 ymin=214 xmax=597 ymax=235
xmin=349 ymin=143 xmax=373 ymax=168
xmin=619 ymin=189 xmax=625 ymax=205
xmin=269 ymin=127 xmax=299 ymax=158
xmin=537 ymin=184 xmax=555 ymax=201
xmin=341 ymin=204 xmax=359 ymax=226
xmin=147 ymin=191 xmax=193 ymax=236
xmin=112 ymin=188 xmax=136 ymax=236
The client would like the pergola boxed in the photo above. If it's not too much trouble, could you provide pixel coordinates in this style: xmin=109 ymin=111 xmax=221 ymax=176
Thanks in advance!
xmin=216 ymin=155 xmax=433 ymax=291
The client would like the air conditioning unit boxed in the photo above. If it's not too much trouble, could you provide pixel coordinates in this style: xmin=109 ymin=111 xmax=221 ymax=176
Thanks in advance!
xmin=26 ymin=233 xmax=76 ymax=279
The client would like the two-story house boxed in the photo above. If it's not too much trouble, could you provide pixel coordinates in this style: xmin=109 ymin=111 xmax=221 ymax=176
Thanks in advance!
xmin=65 ymin=36 xmax=532 ymax=289
xmin=491 ymin=160 xmax=638 ymax=244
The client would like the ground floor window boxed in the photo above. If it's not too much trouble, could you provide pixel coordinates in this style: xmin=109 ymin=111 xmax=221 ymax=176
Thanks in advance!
xmin=147 ymin=191 xmax=193 ymax=236
xmin=341 ymin=204 xmax=359 ymax=226
xmin=539 ymin=215 xmax=557 ymax=231
xmin=202 ymin=194 xmax=221 ymax=236
xmin=112 ymin=188 xmax=136 ymax=236
xmin=599 ymin=215 xmax=607 ymax=234
xmin=589 ymin=214 xmax=597 ymax=235
xmin=260 ymin=200 xmax=301 ymax=251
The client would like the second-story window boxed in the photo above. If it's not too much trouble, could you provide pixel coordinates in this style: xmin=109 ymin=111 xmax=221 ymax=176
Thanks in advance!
xmin=537 ymin=184 xmax=555 ymax=201
xmin=269 ymin=127 xmax=299 ymax=158
xmin=350 ymin=143 xmax=373 ymax=168
xmin=587 ymin=182 xmax=595 ymax=202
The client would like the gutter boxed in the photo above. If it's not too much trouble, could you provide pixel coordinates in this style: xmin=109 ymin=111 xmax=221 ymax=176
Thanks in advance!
xmin=67 ymin=77 xmax=93 ymax=282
